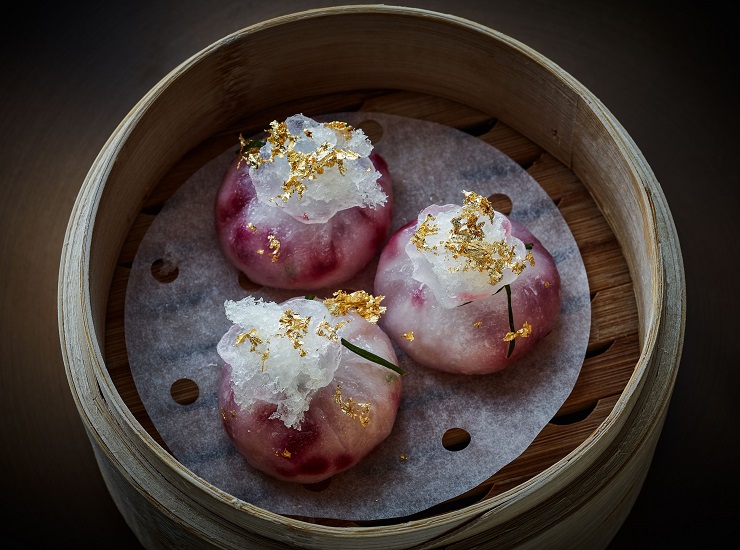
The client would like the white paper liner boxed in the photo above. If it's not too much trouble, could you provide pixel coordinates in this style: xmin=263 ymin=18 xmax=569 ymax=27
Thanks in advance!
xmin=124 ymin=112 xmax=591 ymax=521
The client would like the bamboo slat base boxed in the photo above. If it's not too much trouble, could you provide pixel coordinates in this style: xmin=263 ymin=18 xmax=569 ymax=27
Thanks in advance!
xmin=104 ymin=90 xmax=638 ymax=526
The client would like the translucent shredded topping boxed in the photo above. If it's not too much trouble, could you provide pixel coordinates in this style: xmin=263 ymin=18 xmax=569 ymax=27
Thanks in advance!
xmin=405 ymin=191 xmax=531 ymax=308
xmin=217 ymin=296 xmax=352 ymax=429
xmin=247 ymin=114 xmax=386 ymax=224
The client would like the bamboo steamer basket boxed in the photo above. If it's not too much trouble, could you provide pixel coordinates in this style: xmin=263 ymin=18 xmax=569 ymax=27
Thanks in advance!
xmin=58 ymin=5 xmax=685 ymax=549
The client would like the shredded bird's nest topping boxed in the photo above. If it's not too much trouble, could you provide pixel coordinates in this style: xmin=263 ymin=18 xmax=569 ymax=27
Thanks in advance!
xmin=411 ymin=191 xmax=529 ymax=286
xmin=239 ymin=115 xmax=386 ymax=223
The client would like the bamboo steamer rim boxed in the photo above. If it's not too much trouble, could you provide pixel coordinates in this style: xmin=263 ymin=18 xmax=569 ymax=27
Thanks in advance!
xmin=58 ymin=4 xmax=685 ymax=545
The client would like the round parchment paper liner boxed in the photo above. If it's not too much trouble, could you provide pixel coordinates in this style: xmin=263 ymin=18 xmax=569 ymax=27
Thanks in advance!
xmin=124 ymin=112 xmax=591 ymax=521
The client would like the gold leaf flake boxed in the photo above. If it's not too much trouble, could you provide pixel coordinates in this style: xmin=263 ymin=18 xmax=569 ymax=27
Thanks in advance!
xmin=237 ymin=133 xmax=264 ymax=169
xmin=323 ymin=290 xmax=386 ymax=324
xmin=278 ymin=309 xmax=311 ymax=355
xmin=334 ymin=385 xmax=371 ymax=427
xmin=462 ymin=189 xmax=495 ymax=219
xmin=474 ymin=321 xmax=482 ymax=327
xmin=275 ymin=448 xmax=292 ymax=459
xmin=246 ymin=223 xmax=258 ymax=232
xmin=526 ymin=250 xmax=535 ymax=266
xmin=400 ymin=453 xmax=408 ymax=461
xmin=402 ymin=332 xmax=415 ymax=342
xmin=235 ymin=328 xmax=263 ymax=352
xmin=315 ymin=319 xmax=349 ymax=343
xmin=325 ymin=121 xmax=354 ymax=140
xmin=267 ymin=234 xmax=280 ymax=262
xmin=411 ymin=213 xmax=439 ymax=251
xmin=503 ymin=321 xmax=533 ymax=342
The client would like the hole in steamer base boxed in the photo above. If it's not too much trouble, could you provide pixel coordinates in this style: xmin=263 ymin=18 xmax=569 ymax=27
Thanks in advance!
xmin=487 ymin=193 xmax=513 ymax=215
xmin=356 ymin=119 xmax=383 ymax=143
xmin=170 ymin=378 xmax=199 ymax=405
xmin=151 ymin=258 xmax=179 ymax=283
xmin=442 ymin=428 xmax=471 ymax=451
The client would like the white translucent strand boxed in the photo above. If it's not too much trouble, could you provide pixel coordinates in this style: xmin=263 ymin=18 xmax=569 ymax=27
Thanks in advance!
xmin=405 ymin=204 xmax=527 ymax=308
xmin=217 ymin=297 xmax=345 ymax=429
xmin=250 ymin=114 xmax=386 ymax=223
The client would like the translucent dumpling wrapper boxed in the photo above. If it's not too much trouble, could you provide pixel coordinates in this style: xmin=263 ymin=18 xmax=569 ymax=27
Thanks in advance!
xmin=375 ymin=191 xmax=561 ymax=375
xmin=217 ymin=294 xmax=403 ymax=483
xmin=215 ymin=114 xmax=395 ymax=290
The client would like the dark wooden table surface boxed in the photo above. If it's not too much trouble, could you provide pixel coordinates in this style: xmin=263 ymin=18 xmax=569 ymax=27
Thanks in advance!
xmin=2 ymin=1 xmax=738 ymax=547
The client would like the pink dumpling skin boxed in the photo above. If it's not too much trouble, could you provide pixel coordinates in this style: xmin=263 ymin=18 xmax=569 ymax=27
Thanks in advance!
xmin=218 ymin=318 xmax=402 ymax=484
xmin=374 ymin=218 xmax=561 ymax=375
xmin=215 ymin=151 xmax=393 ymax=290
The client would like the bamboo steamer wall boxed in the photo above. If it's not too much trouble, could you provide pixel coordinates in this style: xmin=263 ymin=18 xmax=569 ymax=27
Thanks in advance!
xmin=58 ymin=6 xmax=685 ymax=549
